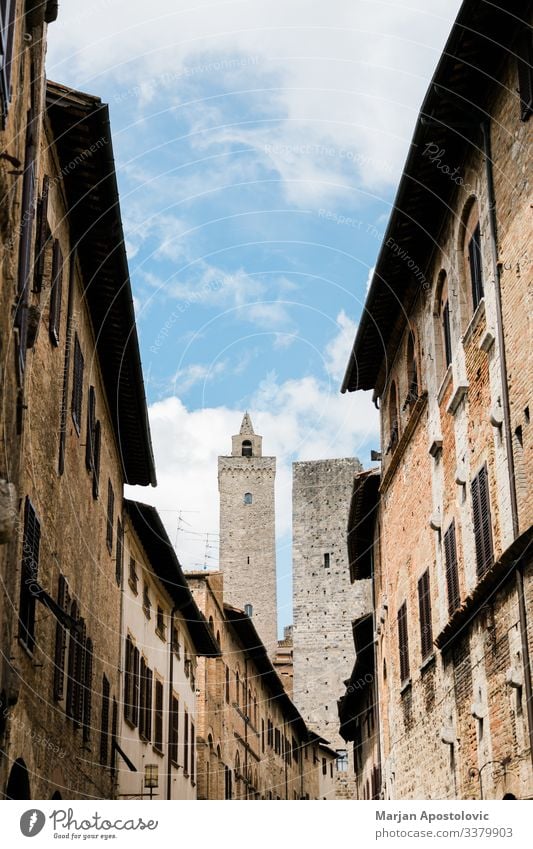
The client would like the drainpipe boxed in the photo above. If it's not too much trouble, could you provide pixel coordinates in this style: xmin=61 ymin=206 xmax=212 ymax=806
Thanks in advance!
xmin=481 ymin=120 xmax=533 ymax=771
xmin=166 ymin=606 xmax=177 ymax=801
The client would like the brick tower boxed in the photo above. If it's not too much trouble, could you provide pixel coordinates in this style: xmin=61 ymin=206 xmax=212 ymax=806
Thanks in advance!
xmin=218 ymin=414 xmax=277 ymax=653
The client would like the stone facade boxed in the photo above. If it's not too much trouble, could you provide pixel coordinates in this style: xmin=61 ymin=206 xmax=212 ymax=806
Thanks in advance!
xmin=218 ymin=413 xmax=278 ymax=653
xmin=340 ymin=0 xmax=532 ymax=801
xmin=274 ymin=625 xmax=294 ymax=697
xmin=187 ymin=571 xmax=335 ymax=799
xmin=292 ymin=458 xmax=372 ymax=798
xmin=0 ymin=25 xmax=156 ymax=798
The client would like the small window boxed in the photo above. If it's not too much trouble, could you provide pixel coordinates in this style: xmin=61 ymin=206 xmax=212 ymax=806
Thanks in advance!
xmin=49 ymin=240 xmax=64 ymax=345
xmin=417 ymin=569 xmax=433 ymax=660
xmin=18 ymin=497 xmax=41 ymax=652
xmin=156 ymin=606 xmax=166 ymax=640
xmin=244 ymin=492 xmax=252 ymax=505
xmin=99 ymin=674 xmax=110 ymax=765
xmin=397 ymin=602 xmax=410 ymax=684
xmin=169 ymin=695 xmax=179 ymax=765
xmin=172 ymin=626 xmax=181 ymax=657
xmin=71 ymin=334 xmax=84 ymax=432
xmin=467 ymin=222 xmax=484 ymax=310
xmin=336 ymin=749 xmax=348 ymax=772
xmin=154 ymin=678 xmax=164 ymax=753
xmin=115 ymin=519 xmax=123 ymax=587
xmin=443 ymin=521 xmax=460 ymax=616
xmin=128 ymin=558 xmax=138 ymax=594
xmin=139 ymin=658 xmax=153 ymax=741
xmin=242 ymin=440 xmax=252 ymax=457
xmin=183 ymin=709 xmax=189 ymax=775
xmin=106 ymin=480 xmax=114 ymax=553
xmin=142 ymin=584 xmax=151 ymax=619
xmin=471 ymin=464 xmax=493 ymax=578
xmin=387 ymin=381 xmax=399 ymax=453
xmin=323 ymin=553 xmax=330 ymax=569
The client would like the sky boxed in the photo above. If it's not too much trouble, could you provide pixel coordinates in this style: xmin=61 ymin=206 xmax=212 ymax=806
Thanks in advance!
xmin=46 ymin=0 xmax=463 ymax=635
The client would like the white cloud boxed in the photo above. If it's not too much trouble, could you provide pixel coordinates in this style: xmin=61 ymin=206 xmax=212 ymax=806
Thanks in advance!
xmin=365 ymin=264 xmax=375 ymax=292
xmin=324 ymin=309 xmax=357 ymax=383
xmin=171 ymin=359 xmax=228 ymax=393
xmin=47 ymin=0 xmax=463 ymax=203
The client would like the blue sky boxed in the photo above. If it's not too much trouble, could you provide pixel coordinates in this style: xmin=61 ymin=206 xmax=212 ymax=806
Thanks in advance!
xmin=46 ymin=0 xmax=462 ymax=636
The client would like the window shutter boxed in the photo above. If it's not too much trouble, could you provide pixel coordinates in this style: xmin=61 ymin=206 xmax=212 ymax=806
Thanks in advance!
xmin=145 ymin=667 xmax=153 ymax=741
xmin=444 ymin=521 xmax=460 ymax=616
xmin=71 ymin=334 xmax=84 ymax=431
xmin=472 ymin=464 xmax=493 ymax=578
xmin=124 ymin=635 xmax=133 ymax=723
xmin=92 ymin=420 xmax=101 ymax=499
xmin=74 ymin=618 xmax=87 ymax=726
xmin=106 ymin=480 xmax=114 ymax=553
xmin=83 ymin=638 xmax=94 ymax=742
xmin=170 ymin=696 xmax=179 ymax=764
xmin=132 ymin=645 xmax=140 ymax=727
xmin=155 ymin=679 xmax=164 ymax=752
xmin=66 ymin=601 xmax=79 ymax=719
xmin=183 ymin=709 xmax=189 ymax=774
xmin=33 ymin=176 xmax=50 ymax=293
xmin=468 ymin=223 xmax=484 ymax=309
xmin=19 ymin=497 xmax=41 ymax=651
xmin=397 ymin=602 xmax=410 ymax=683
xmin=85 ymin=386 xmax=96 ymax=472
xmin=49 ymin=240 xmax=63 ymax=345
xmin=443 ymin=301 xmax=452 ymax=368
xmin=517 ymin=28 xmax=533 ymax=121
xmin=417 ymin=570 xmax=433 ymax=659
xmin=99 ymin=675 xmax=110 ymax=765
xmin=191 ymin=721 xmax=195 ymax=784
xmin=53 ymin=574 xmax=69 ymax=700
xmin=115 ymin=518 xmax=123 ymax=587
xmin=111 ymin=698 xmax=118 ymax=778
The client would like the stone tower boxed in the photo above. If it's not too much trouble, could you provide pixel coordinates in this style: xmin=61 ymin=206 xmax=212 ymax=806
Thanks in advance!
xmin=218 ymin=414 xmax=277 ymax=653
xmin=292 ymin=458 xmax=371 ymax=798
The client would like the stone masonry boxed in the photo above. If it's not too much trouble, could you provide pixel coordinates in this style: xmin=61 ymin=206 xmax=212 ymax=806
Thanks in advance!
xmin=218 ymin=414 xmax=278 ymax=654
xmin=292 ymin=458 xmax=372 ymax=798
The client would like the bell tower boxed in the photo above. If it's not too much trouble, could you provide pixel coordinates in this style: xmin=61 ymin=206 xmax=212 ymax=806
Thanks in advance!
xmin=218 ymin=413 xmax=277 ymax=653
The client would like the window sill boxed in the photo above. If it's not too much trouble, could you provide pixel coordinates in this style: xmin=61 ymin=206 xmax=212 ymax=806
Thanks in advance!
xmin=437 ymin=365 xmax=452 ymax=406
xmin=446 ymin=382 xmax=469 ymax=416
xmin=420 ymin=653 xmax=436 ymax=673
xmin=400 ymin=678 xmax=412 ymax=696
xmin=152 ymin=745 xmax=164 ymax=757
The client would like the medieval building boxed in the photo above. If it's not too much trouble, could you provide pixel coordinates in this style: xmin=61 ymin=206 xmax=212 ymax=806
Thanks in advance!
xmin=340 ymin=0 xmax=532 ymax=800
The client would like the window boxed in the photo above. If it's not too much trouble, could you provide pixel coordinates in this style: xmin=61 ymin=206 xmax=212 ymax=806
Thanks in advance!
xmin=261 ymin=719 xmax=265 ymax=752
xmin=92 ymin=421 xmax=101 ymax=499
xmin=471 ymin=464 xmax=493 ymax=578
xmin=49 ymin=240 xmax=64 ymax=345
xmin=442 ymin=300 xmax=452 ymax=368
xmin=443 ymin=521 xmax=460 ymax=616
xmin=417 ymin=569 xmax=433 ymax=660
xmin=106 ymin=480 xmax=114 ymax=553
xmin=405 ymin=332 xmax=419 ymax=407
xmin=85 ymin=386 xmax=96 ymax=473
xmin=99 ymin=675 xmax=110 ymax=765
xmin=115 ymin=519 xmax=123 ymax=587
xmin=82 ymin=638 xmax=94 ymax=743
xmin=128 ymin=558 xmax=138 ymax=594
xmin=267 ymin=718 xmax=273 ymax=748
xmin=169 ymin=696 xmax=179 ymax=765
xmin=387 ymin=381 xmax=399 ymax=453
xmin=18 ymin=497 xmax=41 ymax=652
xmin=190 ymin=721 xmax=195 ymax=784
xmin=225 ymin=665 xmax=230 ymax=703
xmin=142 ymin=584 xmax=151 ymax=619
xmin=397 ymin=602 xmax=410 ymax=684
xmin=517 ymin=27 xmax=533 ymax=121
xmin=139 ymin=658 xmax=153 ymax=741
xmin=322 ymin=757 xmax=327 ymax=776
xmin=53 ymin=575 xmax=69 ymax=700
xmin=235 ymin=670 xmax=240 ymax=706
xmin=467 ymin=222 xmax=484 ymax=310
xmin=243 ymin=492 xmax=252 ymax=504
xmin=183 ymin=710 xmax=189 ymax=775
xmin=336 ymin=749 xmax=348 ymax=772
xmin=154 ymin=679 xmax=164 ymax=753
xmin=66 ymin=606 xmax=86 ymax=725
xmin=323 ymin=552 xmax=330 ymax=569
xmin=242 ymin=440 xmax=252 ymax=457
xmin=156 ymin=606 xmax=166 ymax=640
xmin=172 ymin=625 xmax=180 ymax=657
xmin=124 ymin=635 xmax=140 ymax=726
xmin=274 ymin=728 xmax=281 ymax=755
xmin=0 ymin=0 xmax=16 ymax=123
xmin=224 ymin=765 xmax=233 ymax=800
xmin=33 ymin=176 xmax=50 ymax=294
xmin=71 ymin=334 xmax=84 ymax=432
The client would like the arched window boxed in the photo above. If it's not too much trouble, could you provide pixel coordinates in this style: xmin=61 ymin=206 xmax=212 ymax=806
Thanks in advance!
xmin=406 ymin=332 xmax=419 ymax=407
xmin=243 ymin=492 xmax=252 ymax=505
xmin=242 ymin=440 xmax=252 ymax=457
xmin=433 ymin=269 xmax=452 ymax=379
xmin=460 ymin=197 xmax=484 ymax=323
xmin=208 ymin=615 xmax=214 ymax=632
xmin=387 ymin=381 xmax=399 ymax=453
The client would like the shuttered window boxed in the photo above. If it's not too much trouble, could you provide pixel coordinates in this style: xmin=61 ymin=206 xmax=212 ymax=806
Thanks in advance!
xmin=85 ymin=386 xmax=96 ymax=472
xmin=66 ymin=604 xmax=85 ymax=725
xmin=191 ymin=721 xmax=195 ymax=784
xmin=517 ymin=28 xmax=533 ymax=121
xmin=183 ymin=709 xmax=189 ymax=774
xmin=225 ymin=665 xmax=230 ymax=703
xmin=471 ymin=464 xmax=493 ymax=578
xmin=111 ymin=698 xmax=118 ymax=777
xmin=92 ymin=421 xmax=101 ymax=499
xmin=154 ymin=679 xmax=164 ymax=753
xmin=139 ymin=658 xmax=153 ymax=741
xmin=115 ymin=519 xmax=123 ymax=587
xmin=397 ymin=602 xmax=410 ymax=684
xmin=106 ymin=480 xmax=114 ymax=553
xmin=71 ymin=334 xmax=84 ymax=432
xmin=443 ymin=521 xmax=460 ymax=616
xmin=169 ymin=696 xmax=179 ymax=765
xmin=83 ymin=638 xmax=94 ymax=742
xmin=49 ymin=240 xmax=63 ymax=345
xmin=417 ymin=569 xmax=433 ymax=660
xmin=53 ymin=574 xmax=69 ymax=700
xmin=99 ymin=675 xmax=110 ymax=765
xmin=468 ymin=223 xmax=484 ymax=310
xmin=124 ymin=636 xmax=140 ymax=727
xmin=33 ymin=176 xmax=50 ymax=293
xmin=18 ymin=497 xmax=41 ymax=652
xmin=0 ymin=0 xmax=16 ymax=123
xmin=442 ymin=301 xmax=452 ymax=368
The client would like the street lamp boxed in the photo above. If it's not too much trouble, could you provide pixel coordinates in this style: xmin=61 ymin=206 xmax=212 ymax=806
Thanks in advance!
xmin=144 ymin=764 xmax=159 ymax=801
